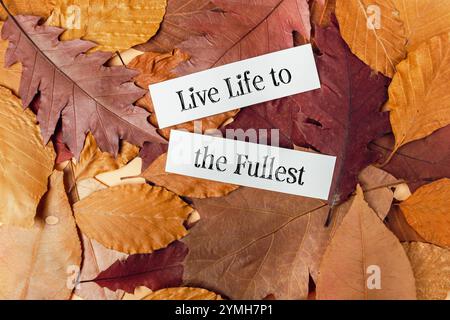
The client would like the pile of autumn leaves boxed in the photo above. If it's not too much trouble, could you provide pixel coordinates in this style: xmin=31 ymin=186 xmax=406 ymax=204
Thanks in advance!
xmin=0 ymin=0 xmax=449 ymax=301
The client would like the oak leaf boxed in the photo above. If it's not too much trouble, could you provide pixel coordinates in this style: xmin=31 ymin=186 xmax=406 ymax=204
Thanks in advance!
xmin=1 ymin=15 xmax=166 ymax=158
xmin=74 ymin=184 xmax=193 ymax=254
xmin=134 ymin=0 xmax=216 ymax=52
xmin=183 ymin=187 xmax=332 ymax=300
xmin=0 ymin=171 xmax=81 ymax=299
xmin=335 ymin=0 xmax=407 ymax=77
xmin=142 ymin=153 xmax=239 ymax=198
xmin=386 ymin=34 xmax=450 ymax=159
xmin=403 ymin=242 xmax=450 ymax=300
xmin=316 ymin=186 xmax=416 ymax=300
xmin=0 ymin=21 xmax=20 ymax=95
xmin=46 ymin=0 xmax=167 ymax=52
xmin=93 ymin=241 xmax=188 ymax=293
xmin=0 ymin=86 xmax=55 ymax=227
xmin=143 ymin=287 xmax=222 ymax=300
xmin=399 ymin=179 xmax=450 ymax=248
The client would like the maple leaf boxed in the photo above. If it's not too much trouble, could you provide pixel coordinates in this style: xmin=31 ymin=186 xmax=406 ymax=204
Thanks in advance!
xmin=93 ymin=241 xmax=188 ymax=294
xmin=135 ymin=0 xmax=216 ymax=52
xmin=316 ymin=186 xmax=417 ymax=300
xmin=182 ymin=187 xmax=331 ymax=300
xmin=176 ymin=0 xmax=311 ymax=75
xmin=1 ymin=13 xmax=166 ymax=158
xmin=371 ymin=126 xmax=450 ymax=192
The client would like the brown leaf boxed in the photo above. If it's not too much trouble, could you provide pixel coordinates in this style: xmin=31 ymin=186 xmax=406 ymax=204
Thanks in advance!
xmin=0 ymin=0 xmax=55 ymax=20
xmin=386 ymin=33 xmax=450 ymax=157
xmin=0 ymin=86 xmax=55 ymax=227
xmin=143 ymin=287 xmax=222 ymax=300
xmin=142 ymin=153 xmax=239 ymax=198
xmin=403 ymin=242 xmax=450 ymax=300
xmin=335 ymin=0 xmax=407 ymax=77
xmin=316 ymin=186 xmax=416 ymax=300
xmin=0 ymin=22 xmax=20 ymax=95
xmin=0 ymin=171 xmax=82 ymax=299
xmin=74 ymin=184 xmax=193 ymax=254
xmin=183 ymin=187 xmax=331 ymax=300
xmin=386 ymin=207 xmax=426 ymax=243
xmin=46 ymin=0 xmax=167 ymax=52
xmin=310 ymin=0 xmax=336 ymax=27
xmin=134 ymin=0 xmax=216 ymax=52
xmin=399 ymin=179 xmax=450 ymax=248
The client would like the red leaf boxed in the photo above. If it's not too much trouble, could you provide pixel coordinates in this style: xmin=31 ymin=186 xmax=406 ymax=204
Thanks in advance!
xmin=93 ymin=241 xmax=188 ymax=294
xmin=1 ymin=15 xmax=166 ymax=158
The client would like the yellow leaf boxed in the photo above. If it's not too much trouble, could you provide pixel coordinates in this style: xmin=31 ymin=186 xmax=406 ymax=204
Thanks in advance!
xmin=0 ymin=171 xmax=82 ymax=299
xmin=95 ymin=157 xmax=145 ymax=187
xmin=0 ymin=22 xmax=21 ymax=96
xmin=393 ymin=0 xmax=450 ymax=52
xmin=142 ymin=153 xmax=239 ymax=198
xmin=74 ymin=184 xmax=192 ymax=254
xmin=400 ymin=179 xmax=450 ymax=248
xmin=46 ymin=0 xmax=167 ymax=52
xmin=336 ymin=0 xmax=407 ymax=77
xmin=0 ymin=0 xmax=55 ymax=20
xmin=142 ymin=287 xmax=222 ymax=300
xmin=0 ymin=86 xmax=55 ymax=227
xmin=403 ymin=242 xmax=450 ymax=300
xmin=387 ymin=34 xmax=450 ymax=154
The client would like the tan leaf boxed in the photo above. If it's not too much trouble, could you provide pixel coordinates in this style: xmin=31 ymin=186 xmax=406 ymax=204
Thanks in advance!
xmin=393 ymin=0 xmax=450 ymax=52
xmin=95 ymin=157 xmax=145 ymax=187
xmin=107 ymin=48 xmax=144 ymax=66
xmin=403 ymin=242 xmax=450 ymax=300
xmin=0 ymin=22 xmax=20 ymax=96
xmin=73 ymin=133 xmax=139 ymax=182
xmin=359 ymin=166 xmax=398 ymax=220
xmin=316 ymin=186 xmax=416 ymax=300
xmin=46 ymin=0 xmax=167 ymax=52
xmin=128 ymin=49 xmax=238 ymax=140
xmin=143 ymin=287 xmax=222 ymax=300
xmin=142 ymin=153 xmax=239 ymax=198
xmin=0 ymin=0 xmax=55 ymax=20
xmin=183 ymin=187 xmax=332 ymax=300
xmin=387 ymin=34 xmax=450 ymax=155
xmin=0 ymin=171 xmax=81 ymax=299
xmin=0 ymin=86 xmax=55 ymax=227
xmin=335 ymin=0 xmax=407 ymax=77
xmin=399 ymin=179 xmax=450 ymax=248
xmin=74 ymin=184 xmax=192 ymax=254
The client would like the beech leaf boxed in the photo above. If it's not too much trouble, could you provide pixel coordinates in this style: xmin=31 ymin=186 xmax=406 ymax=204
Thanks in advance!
xmin=399 ymin=179 xmax=450 ymax=248
xmin=74 ymin=184 xmax=193 ymax=254
xmin=0 ymin=171 xmax=82 ymax=299
xmin=93 ymin=241 xmax=188 ymax=294
xmin=0 ymin=86 xmax=55 ymax=227
xmin=316 ymin=186 xmax=417 ymax=300
xmin=0 ymin=0 xmax=55 ymax=20
xmin=183 ymin=187 xmax=332 ymax=300
xmin=1 ymin=15 xmax=166 ymax=158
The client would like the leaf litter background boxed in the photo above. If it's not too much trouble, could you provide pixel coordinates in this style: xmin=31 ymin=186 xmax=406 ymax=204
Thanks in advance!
xmin=0 ymin=0 xmax=449 ymax=300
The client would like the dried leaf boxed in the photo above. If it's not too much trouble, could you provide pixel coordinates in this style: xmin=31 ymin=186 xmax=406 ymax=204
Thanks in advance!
xmin=46 ymin=0 xmax=167 ymax=52
xmin=140 ymin=142 xmax=168 ymax=169
xmin=135 ymin=0 xmax=216 ymax=52
xmin=399 ymin=179 xmax=450 ymax=248
xmin=183 ymin=187 xmax=331 ymax=300
xmin=386 ymin=207 xmax=426 ymax=243
xmin=0 ymin=171 xmax=81 ymax=299
xmin=403 ymin=242 xmax=450 ymax=300
xmin=387 ymin=34 xmax=450 ymax=156
xmin=176 ymin=0 xmax=311 ymax=75
xmin=0 ymin=21 xmax=20 ymax=95
xmin=310 ymin=0 xmax=336 ymax=27
xmin=74 ymin=184 xmax=192 ymax=254
xmin=0 ymin=86 xmax=55 ymax=227
xmin=335 ymin=0 xmax=407 ymax=77
xmin=2 ymin=15 xmax=166 ymax=158
xmin=143 ymin=287 xmax=222 ymax=300
xmin=316 ymin=186 xmax=416 ymax=300
xmin=95 ymin=157 xmax=145 ymax=187
xmin=0 ymin=0 xmax=55 ymax=20
xmin=142 ymin=153 xmax=239 ymax=198
xmin=93 ymin=241 xmax=188 ymax=293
